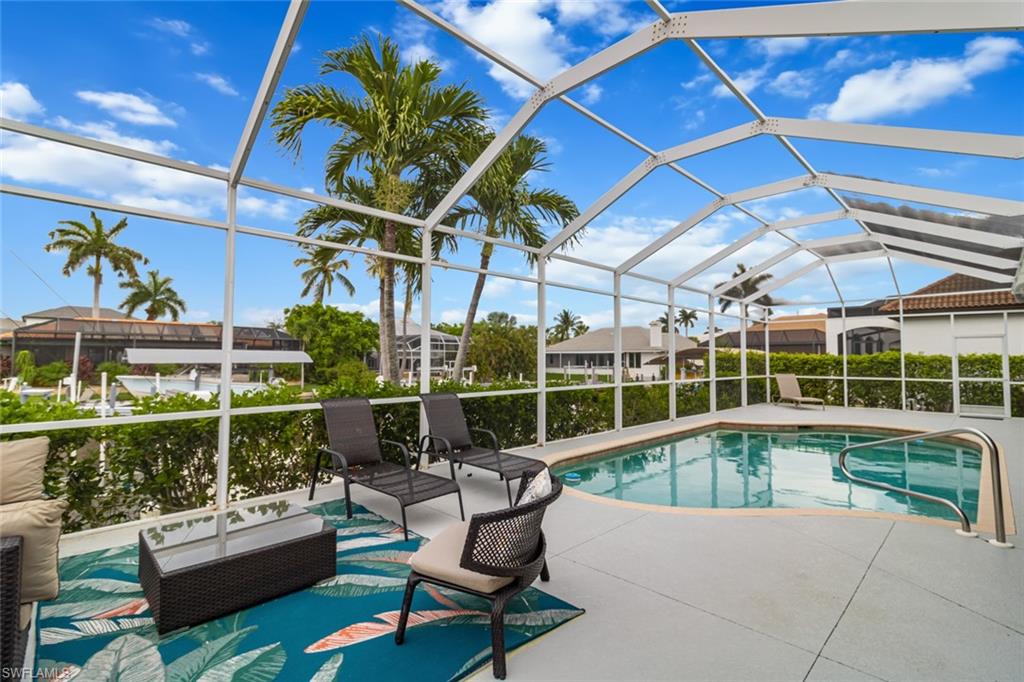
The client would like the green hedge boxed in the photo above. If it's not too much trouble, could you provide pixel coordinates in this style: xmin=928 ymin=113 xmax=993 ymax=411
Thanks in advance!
xmin=4 ymin=349 xmax=1021 ymax=532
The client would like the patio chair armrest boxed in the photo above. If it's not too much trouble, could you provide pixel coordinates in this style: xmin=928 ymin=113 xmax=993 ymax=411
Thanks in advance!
xmin=1 ymin=535 xmax=24 ymax=670
xmin=469 ymin=427 xmax=500 ymax=451
xmin=319 ymin=447 xmax=349 ymax=477
xmin=380 ymin=439 xmax=413 ymax=468
xmin=418 ymin=434 xmax=454 ymax=457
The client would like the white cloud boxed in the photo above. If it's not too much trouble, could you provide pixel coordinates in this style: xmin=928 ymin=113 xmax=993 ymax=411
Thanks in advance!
xmin=437 ymin=0 xmax=572 ymax=99
xmin=240 ymin=307 xmax=284 ymax=326
xmin=683 ymin=109 xmax=706 ymax=131
xmin=190 ymin=42 xmax=211 ymax=56
xmin=580 ymin=83 xmax=602 ymax=105
xmin=766 ymin=70 xmax=815 ymax=99
xmin=680 ymin=72 xmax=713 ymax=90
xmin=810 ymin=36 xmax=1022 ymax=122
xmin=236 ymin=194 xmax=298 ymax=221
xmin=149 ymin=18 xmax=192 ymax=38
xmin=752 ymin=37 xmax=811 ymax=58
xmin=76 ymin=91 xmax=177 ymax=126
xmin=553 ymin=0 xmax=646 ymax=37
xmin=824 ymin=47 xmax=890 ymax=72
xmin=195 ymin=73 xmax=239 ymax=97
xmin=51 ymin=117 xmax=178 ymax=155
xmin=335 ymin=300 xmax=380 ymax=318
xmin=1 ymin=82 xmax=45 ymax=120
xmin=713 ymin=66 xmax=767 ymax=98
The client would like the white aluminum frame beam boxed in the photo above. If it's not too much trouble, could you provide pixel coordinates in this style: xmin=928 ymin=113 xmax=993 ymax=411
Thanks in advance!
xmin=885 ymin=251 xmax=1015 ymax=284
xmin=229 ymin=0 xmax=308 ymax=186
xmin=617 ymin=175 xmax=811 ymax=273
xmin=871 ymin=233 xmax=1019 ymax=270
xmin=741 ymin=261 xmax=822 ymax=303
xmin=848 ymin=208 xmax=1024 ymax=249
xmin=670 ymin=210 xmax=846 ymax=286
xmin=820 ymin=174 xmax=1024 ymax=217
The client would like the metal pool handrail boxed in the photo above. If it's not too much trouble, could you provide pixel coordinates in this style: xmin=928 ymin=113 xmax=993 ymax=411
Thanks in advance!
xmin=838 ymin=427 xmax=1012 ymax=548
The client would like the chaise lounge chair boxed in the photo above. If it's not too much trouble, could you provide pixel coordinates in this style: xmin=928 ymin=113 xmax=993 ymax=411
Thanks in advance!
xmin=775 ymin=373 xmax=825 ymax=410
xmin=395 ymin=471 xmax=563 ymax=680
xmin=309 ymin=397 xmax=464 ymax=540
xmin=419 ymin=393 xmax=546 ymax=506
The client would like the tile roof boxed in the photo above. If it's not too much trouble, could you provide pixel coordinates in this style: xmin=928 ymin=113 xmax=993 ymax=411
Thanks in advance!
xmin=878 ymin=274 xmax=1023 ymax=312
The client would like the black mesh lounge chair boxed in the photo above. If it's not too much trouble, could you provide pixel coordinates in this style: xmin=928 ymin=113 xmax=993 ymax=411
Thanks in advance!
xmin=418 ymin=393 xmax=546 ymax=506
xmin=309 ymin=397 xmax=463 ymax=540
xmin=395 ymin=472 xmax=564 ymax=680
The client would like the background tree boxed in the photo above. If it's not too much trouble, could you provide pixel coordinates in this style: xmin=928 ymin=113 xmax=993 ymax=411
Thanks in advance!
xmin=45 ymin=211 xmax=147 ymax=318
xmin=548 ymin=309 xmax=588 ymax=343
xmin=118 ymin=270 xmax=187 ymax=321
xmin=716 ymin=263 xmax=775 ymax=316
xmin=678 ymin=308 xmax=699 ymax=336
xmin=272 ymin=34 xmax=485 ymax=383
xmin=446 ymin=132 xmax=578 ymax=380
xmin=294 ymin=241 xmax=355 ymax=303
xmin=283 ymin=304 xmax=379 ymax=383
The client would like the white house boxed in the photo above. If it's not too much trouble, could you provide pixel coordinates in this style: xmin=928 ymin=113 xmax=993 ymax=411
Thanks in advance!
xmin=546 ymin=322 xmax=696 ymax=381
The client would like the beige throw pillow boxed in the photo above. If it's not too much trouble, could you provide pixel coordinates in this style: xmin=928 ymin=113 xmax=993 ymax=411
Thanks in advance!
xmin=0 ymin=498 xmax=67 ymax=603
xmin=0 ymin=436 xmax=49 ymax=504
xmin=517 ymin=468 xmax=552 ymax=505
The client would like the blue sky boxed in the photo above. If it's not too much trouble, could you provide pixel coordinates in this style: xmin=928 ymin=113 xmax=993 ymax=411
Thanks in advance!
xmin=2 ymin=0 xmax=1022 ymax=336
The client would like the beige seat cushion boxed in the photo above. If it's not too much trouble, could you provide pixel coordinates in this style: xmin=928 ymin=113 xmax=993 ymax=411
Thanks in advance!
xmin=0 ymin=436 xmax=49 ymax=504
xmin=20 ymin=603 xmax=33 ymax=630
xmin=410 ymin=522 xmax=514 ymax=594
xmin=0 ymin=498 xmax=67 ymax=603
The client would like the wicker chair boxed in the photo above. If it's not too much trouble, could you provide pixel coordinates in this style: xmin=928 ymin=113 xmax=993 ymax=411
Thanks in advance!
xmin=395 ymin=473 xmax=564 ymax=680
xmin=309 ymin=397 xmax=464 ymax=540
xmin=418 ymin=393 xmax=546 ymax=506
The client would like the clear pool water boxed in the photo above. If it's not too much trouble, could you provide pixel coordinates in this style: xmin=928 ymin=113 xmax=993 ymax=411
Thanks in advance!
xmin=553 ymin=429 xmax=982 ymax=522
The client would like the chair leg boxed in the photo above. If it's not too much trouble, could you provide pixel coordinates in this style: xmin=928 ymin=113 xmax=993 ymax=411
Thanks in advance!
xmin=448 ymin=459 xmax=457 ymax=481
xmin=395 ymin=575 xmax=421 ymax=645
xmin=401 ymin=506 xmax=409 ymax=541
xmin=344 ymin=479 xmax=353 ymax=519
xmin=308 ymin=451 xmax=321 ymax=501
xmin=504 ymin=478 xmax=513 ymax=507
xmin=490 ymin=597 xmax=508 ymax=680
xmin=540 ymin=560 xmax=551 ymax=582
xmin=456 ymin=490 xmax=465 ymax=522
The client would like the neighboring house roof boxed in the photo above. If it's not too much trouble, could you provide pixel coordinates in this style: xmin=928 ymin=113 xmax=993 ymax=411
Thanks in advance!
xmin=0 ymin=317 xmax=19 ymax=333
xmin=748 ymin=313 xmax=826 ymax=333
xmin=877 ymin=275 xmax=1024 ymax=313
xmin=547 ymin=326 xmax=696 ymax=353
xmin=9 ymin=317 xmax=298 ymax=347
xmin=23 ymin=305 xmax=128 ymax=320
xmin=394 ymin=319 xmax=459 ymax=342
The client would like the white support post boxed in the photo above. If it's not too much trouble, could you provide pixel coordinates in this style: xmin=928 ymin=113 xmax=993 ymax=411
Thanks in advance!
xmin=1002 ymin=312 xmax=1011 ymax=419
xmin=668 ymin=285 xmax=677 ymax=421
xmin=537 ymin=260 xmax=547 ymax=445
xmin=419 ymin=230 xmax=432 ymax=441
xmin=708 ymin=294 xmax=717 ymax=413
xmin=764 ymin=309 xmax=771 ymax=404
xmin=841 ymin=303 xmax=849 ymax=408
xmin=899 ymin=297 xmax=907 ymax=410
xmin=740 ymin=305 xmax=748 ymax=407
xmin=951 ymin=314 xmax=960 ymax=416
xmin=216 ymin=186 xmax=237 ymax=510
xmin=613 ymin=274 xmax=623 ymax=431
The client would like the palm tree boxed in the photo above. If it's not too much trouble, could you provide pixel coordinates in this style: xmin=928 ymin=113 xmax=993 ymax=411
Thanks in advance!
xmin=548 ymin=309 xmax=587 ymax=343
xmin=294 ymin=242 xmax=355 ymax=303
xmin=716 ymin=263 xmax=775 ymax=316
xmin=272 ymin=34 xmax=485 ymax=383
xmin=678 ymin=308 xmax=699 ymax=336
xmin=45 ymin=211 xmax=147 ymax=318
xmin=118 ymin=270 xmax=187 ymax=321
xmin=447 ymin=132 xmax=579 ymax=380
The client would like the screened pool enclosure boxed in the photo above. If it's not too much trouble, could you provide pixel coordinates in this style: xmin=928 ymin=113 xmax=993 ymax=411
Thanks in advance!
xmin=1 ymin=0 xmax=1022 ymax=529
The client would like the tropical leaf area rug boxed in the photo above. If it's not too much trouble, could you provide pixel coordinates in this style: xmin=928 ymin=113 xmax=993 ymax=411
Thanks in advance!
xmin=36 ymin=499 xmax=583 ymax=681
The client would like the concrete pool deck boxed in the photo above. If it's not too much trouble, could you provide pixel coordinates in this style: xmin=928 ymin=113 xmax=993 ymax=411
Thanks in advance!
xmin=59 ymin=404 xmax=1024 ymax=681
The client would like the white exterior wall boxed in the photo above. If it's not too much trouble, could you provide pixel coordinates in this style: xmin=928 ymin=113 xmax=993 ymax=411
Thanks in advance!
xmin=902 ymin=312 xmax=1024 ymax=355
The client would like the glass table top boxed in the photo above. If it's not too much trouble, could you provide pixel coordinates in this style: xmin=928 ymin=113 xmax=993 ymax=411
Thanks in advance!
xmin=140 ymin=501 xmax=329 ymax=573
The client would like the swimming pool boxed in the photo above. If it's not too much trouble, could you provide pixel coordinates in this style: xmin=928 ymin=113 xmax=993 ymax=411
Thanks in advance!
xmin=552 ymin=428 xmax=982 ymax=523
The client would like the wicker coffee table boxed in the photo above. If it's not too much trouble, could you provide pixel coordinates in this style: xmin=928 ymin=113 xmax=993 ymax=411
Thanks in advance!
xmin=139 ymin=501 xmax=336 ymax=634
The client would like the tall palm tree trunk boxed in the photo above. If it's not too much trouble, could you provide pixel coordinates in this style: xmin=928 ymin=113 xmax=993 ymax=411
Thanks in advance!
xmin=380 ymin=222 xmax=400 ymax=384
xmin=453 ymin=237 xmax=495 ymax=381
xmin=92 ymin=255 xmax=102 ymax=318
